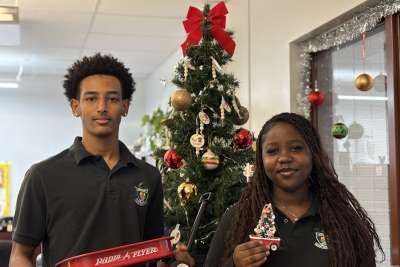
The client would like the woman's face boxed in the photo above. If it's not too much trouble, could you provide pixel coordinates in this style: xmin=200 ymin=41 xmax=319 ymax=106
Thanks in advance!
xmin=261 ymin=122 xmax=312 ymax=193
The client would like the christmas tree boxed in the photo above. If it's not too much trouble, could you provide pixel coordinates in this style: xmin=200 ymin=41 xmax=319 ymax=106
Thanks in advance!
xmin=152 ymin=2 xmax=254 ymax=254
xmin=253 ymin=204 xmax=277 ymax=238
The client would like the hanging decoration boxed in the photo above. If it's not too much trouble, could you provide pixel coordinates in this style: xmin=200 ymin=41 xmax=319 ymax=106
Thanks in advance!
xmin=177 ymin=180 xmax=198 ymax=205
xmin=348 ymin=121 xmax=364 ymax=140
xmin=182 ymin=56 xmax=195 ymax=81
xmin=164 ymin=149 xmax=184 ymax=169
xmin=307 ymin=80 xmax=325 ymax=106
xmin=171 ymin=88 xmax=193 ymax=111
xmin=331 ymin=122 xmax=349 ymax=139
xmin=252 ymin=140 xmax=257 ymax=152
xmin=355 ymin=73 xmax=374 ymax=91
xmin=190 ymin=130 xmax=205 ymax=156
xmin=201 ymin=148 xmax=220 ymax=170
xmin=296 ymin=1 xmax=400 ymax=117
xmin=170 ymin=224 xmax=181 ymax=245
xmin=219 ymin=96 xmax=231 ymax=125
xmin=373 ymin=74 xmax=387 ymax=92
xmin=181 ymin=1 xmax=236 ymax=56
xmin=355 ymin=32 xmax=374 ymax=91
xmin=230 ymin=96 xmax=249 ymax=125
xmin=234 ymin=128 xmax=253 ymax=149
xmin=233 ymin=106 xmax=250 ymax=125
xmin=243 ymin=163 xmax=255 ymax=182
xmin=198 ymin=111 xmax=210 ymax=133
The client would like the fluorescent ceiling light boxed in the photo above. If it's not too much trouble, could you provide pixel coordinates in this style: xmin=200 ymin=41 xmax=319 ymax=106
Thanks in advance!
xmin=0 ymin=5 xmax=18 ymax=23
xmin=0 ymin=82 xmax=18 ymax=88
xmin=338 ymin=95 xmax=388 ymax=101
xmin=0 ymin=13 xmax=13 ymax=21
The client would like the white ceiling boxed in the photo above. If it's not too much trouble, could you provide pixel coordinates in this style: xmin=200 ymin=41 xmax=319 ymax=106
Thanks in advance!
xmin=0 ymin=0 xmax=217 ymax=80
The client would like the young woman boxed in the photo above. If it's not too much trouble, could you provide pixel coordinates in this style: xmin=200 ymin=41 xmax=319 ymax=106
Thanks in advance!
xmin=205 ymin=112 xmax=384 ymax=267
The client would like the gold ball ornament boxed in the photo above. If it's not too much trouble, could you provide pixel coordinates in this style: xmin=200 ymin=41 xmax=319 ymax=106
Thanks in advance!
xmin=171 ymin=88 xmax=192 ymax=111
xmin=201 ymin=149 xmax=220 ymax=170
xmin=355 ymin=73 xmax=374 ymax=91
xmin=177 ymin=180 xmax=197 ymax=204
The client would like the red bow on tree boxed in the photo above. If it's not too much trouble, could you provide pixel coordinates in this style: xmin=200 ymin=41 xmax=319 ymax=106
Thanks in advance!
xmin=181 ymin=1 xmax=236 ymax=56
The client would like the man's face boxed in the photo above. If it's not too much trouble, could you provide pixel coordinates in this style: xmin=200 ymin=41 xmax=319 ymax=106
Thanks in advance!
xmin=70 ymin=74 xmax=129 ymax=139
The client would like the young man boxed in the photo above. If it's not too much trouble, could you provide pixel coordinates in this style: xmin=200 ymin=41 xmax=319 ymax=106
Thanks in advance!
xmin=10 ymin=54 xmax=194 ymax=267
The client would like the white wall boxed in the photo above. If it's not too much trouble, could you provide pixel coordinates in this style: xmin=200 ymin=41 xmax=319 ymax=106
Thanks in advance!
xmin=144 ymin=49 xmax=181 ymax=114
xmin=249 ymin=0 xmax=365 ymax=134
xmin=0 ymin=75 xmax=145 ymax=213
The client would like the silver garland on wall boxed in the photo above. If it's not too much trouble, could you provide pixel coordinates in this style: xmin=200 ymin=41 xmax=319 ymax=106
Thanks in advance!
xmin=296 ymin=0 xmax=400 ymax=118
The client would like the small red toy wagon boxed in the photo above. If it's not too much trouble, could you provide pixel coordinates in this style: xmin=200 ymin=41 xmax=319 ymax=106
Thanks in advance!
xmin=249 ymin=235 xmax=281 ymax=251
xmin=250 ymin=203 xmax=281 ymax=252
xmin=56 ymin=236 xmax=173 ymax=267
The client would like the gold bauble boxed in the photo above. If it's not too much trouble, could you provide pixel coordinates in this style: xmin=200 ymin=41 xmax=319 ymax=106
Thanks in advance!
xmin=355 ymin=73 xmax=374 ymax=91
xmin=177 ymin=181 xmax=197 ymax=204
xmin=171 ymin=89 xmax=192 ymax=111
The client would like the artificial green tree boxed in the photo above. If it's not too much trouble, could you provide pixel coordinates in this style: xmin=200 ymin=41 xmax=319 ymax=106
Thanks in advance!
xmin=152 ymin=2 xmax=254 ymax=254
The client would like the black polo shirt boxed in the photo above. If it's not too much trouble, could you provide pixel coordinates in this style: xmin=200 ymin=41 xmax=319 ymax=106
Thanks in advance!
xmin=205 ymin=200 xmax=330 ymax=267
xmin=13 ymin=137 xmax=164 ymax=267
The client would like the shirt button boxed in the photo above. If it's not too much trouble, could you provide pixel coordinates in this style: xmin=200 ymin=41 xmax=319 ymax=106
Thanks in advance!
xmin=283 ymin=218 xmax=289 ymax=223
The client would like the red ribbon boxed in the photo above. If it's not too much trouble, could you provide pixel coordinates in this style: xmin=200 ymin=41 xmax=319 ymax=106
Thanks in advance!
xmin=181 ymin=1 xmax=236 ymax=56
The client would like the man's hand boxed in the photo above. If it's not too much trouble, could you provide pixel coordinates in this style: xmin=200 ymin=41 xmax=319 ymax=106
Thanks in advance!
xmin=232 ymin=240 xmax=269 ymax=267
xmin=173 ymin=244 xmax=195 ymax=267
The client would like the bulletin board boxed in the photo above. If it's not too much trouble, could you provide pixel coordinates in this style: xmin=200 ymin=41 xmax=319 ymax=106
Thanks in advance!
xmin=0 ymin=163 xmax=11 ymax=216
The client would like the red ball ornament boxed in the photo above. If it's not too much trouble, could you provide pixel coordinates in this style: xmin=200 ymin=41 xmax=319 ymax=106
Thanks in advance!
xmin=164 ymin=149 xmax=183 ymax=169
xmin=307 ymin=89 xmax=325 ymax=106
xmin=234 ymin=128 xmax=253 ymax=149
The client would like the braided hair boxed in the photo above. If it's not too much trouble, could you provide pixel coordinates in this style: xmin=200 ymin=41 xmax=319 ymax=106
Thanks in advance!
xmin=225 ymin=112 xmax=384 ymax=267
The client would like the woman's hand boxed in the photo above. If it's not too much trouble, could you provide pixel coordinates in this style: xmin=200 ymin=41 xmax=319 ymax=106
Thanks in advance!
xmin=233 ymin=240 xmax=269 ymax=267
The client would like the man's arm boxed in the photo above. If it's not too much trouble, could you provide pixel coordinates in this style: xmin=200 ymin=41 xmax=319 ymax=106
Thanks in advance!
xmin=9 ymin=241 xmax=35 ymax=267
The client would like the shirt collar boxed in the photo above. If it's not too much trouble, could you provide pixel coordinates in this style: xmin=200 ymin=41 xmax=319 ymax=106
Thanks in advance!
xmin=273 ymin=195 xmax=319 ymax=220
xmin=69 ymin=137 xmax=139 ymax=167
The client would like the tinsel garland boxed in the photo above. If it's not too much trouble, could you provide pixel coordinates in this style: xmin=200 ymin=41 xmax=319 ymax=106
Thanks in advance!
xmin=296 ymin=0 xmax=400 ymax=118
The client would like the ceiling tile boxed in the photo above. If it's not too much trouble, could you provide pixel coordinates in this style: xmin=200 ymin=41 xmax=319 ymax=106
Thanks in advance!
xmin=82 ymin=49 xmax=168 ymax=66
xmin=18 ymin=0 xmax=98 ymax=13
xmin=98 ymin=0 xmax=193 ymax=17
xmin=92 ymin=14 xmax=184 ymax=37
xmin=85 ymin=33 xmax=179 ymax=53
xmin=20 ymin=11 xmax=92 ymax=33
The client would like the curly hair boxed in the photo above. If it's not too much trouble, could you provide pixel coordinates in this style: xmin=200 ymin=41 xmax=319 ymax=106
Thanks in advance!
xmin=63 ymin=53 xmax=135 ymax=102
xmin=225 ymin=112 xmax=384 ymax=267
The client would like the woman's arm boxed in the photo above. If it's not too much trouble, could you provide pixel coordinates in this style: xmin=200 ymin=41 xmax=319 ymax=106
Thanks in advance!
xmin=204 ymin=206 xmax=236 ymax=267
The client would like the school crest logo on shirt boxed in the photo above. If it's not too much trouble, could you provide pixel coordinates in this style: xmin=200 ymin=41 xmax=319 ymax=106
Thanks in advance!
xmin=314 ymin=231 xmax=328 ymax=250
xmin=134 ymin=182 xmax=149 ymax=206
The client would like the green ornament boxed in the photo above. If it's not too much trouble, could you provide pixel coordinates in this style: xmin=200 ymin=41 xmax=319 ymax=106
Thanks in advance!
xmin=331 ymin=122 xmax=348 ymax=139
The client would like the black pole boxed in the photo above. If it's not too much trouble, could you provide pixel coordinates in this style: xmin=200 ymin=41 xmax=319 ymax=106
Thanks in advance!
xmin=187 ymin=192 xmax=212 ymax=251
